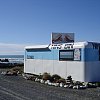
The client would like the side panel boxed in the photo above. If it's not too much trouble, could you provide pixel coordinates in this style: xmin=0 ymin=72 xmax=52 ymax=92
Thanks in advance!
xmin=84 ymin=47 xmax=100 ymax=82
xmin=43 ymin=60 xmax=54 ymax=75
xmin=53 ymin=61 xmax=67 ymax=78
xmin=84 ymin=48 xmax=99 ymax=61
xmin=67 ymin=61 xmax=85 ymax=81
xmin=25 ymin=59 xmax=54 ymax=75
xmin=85 ymin=61 xmax=100 ymax=82
xmin=25 ymin=59 xmax=43 ymax=74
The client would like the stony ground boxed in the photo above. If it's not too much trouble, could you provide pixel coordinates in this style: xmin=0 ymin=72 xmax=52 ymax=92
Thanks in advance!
xmin=0 ymin=68 xmax=100 ymax=100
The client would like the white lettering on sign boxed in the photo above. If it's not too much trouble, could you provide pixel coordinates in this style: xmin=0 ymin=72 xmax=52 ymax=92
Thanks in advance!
xmin=49 ymin=44 xmax=73 ymax=49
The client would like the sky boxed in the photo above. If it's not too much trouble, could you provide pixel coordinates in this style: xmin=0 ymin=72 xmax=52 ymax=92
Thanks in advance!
xmin=0 ymin=0 xmax=100 ymax=55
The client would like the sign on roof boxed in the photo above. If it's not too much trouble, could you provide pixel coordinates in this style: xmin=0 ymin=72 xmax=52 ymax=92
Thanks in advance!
xmin=51 ymin=33 xmax=74 ymax=44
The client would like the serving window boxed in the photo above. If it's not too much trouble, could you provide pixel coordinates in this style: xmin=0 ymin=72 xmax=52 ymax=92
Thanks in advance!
xmin=59 ymin=50 xmax=74 ymax=61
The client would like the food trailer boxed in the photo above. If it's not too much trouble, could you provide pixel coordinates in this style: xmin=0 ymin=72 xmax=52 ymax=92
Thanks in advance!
xmin=24 ymin=41 xmax=100 ymax=82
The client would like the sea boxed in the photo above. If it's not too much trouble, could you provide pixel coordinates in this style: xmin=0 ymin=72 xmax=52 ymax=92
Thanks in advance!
xmin=0 ymin=55 xmax=24 ymax=63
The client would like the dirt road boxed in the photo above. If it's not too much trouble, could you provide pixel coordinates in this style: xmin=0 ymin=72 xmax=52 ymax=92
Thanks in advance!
xmin=0 ymin=69 xmax=100 ymax=100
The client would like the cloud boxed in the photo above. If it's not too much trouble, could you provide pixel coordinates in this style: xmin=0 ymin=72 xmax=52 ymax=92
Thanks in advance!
xmin=0 ymin=43 xmax=26 ymax=55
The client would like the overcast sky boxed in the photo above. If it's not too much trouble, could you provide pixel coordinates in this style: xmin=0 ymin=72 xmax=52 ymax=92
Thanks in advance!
xmin=0 ymin=0 xmax=100 ymax=55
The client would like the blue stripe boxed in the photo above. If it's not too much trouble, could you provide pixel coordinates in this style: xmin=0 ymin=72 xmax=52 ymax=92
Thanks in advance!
xmin=26 ymin=49 xmax=59 ymax=60
xmin=26 ymin=48 xmax=99 ymax=61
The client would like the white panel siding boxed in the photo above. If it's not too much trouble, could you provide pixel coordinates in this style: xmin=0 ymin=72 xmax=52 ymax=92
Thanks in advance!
xmin=24 ymin=59 xmax=85 ymax=81
xmin=25 ymin=59 xmax=43 ymax=74
xmin=43 ymin=60 xmax=53 ymax=74
xmin=53 ymin=61 xmax=67 ymax=78
xmin=67 ymin=62 xmax=85 ymax=81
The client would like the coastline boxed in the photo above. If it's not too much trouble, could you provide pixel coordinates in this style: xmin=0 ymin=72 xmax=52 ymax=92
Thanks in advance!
xmin=0 ymin=55 xmax=24 ymax=68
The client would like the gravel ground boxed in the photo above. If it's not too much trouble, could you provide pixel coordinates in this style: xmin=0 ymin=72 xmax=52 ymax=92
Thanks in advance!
xmin=0 ymin=68 xmax=100 ymax=100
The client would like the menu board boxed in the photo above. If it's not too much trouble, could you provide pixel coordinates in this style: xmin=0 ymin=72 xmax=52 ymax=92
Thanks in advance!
xmin=74 ymin=49 xmax=81 ymax=61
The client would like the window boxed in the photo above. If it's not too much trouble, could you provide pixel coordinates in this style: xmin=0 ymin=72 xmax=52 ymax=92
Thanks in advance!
xmin=27 ymin=55 xmax=34 ymax=59
xmin=59 ymin=50 xmax=74 ymax=61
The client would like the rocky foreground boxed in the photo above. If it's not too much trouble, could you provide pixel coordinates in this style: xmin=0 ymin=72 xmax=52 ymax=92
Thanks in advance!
xmin=0 ymin=68 xmax=100 ymax=100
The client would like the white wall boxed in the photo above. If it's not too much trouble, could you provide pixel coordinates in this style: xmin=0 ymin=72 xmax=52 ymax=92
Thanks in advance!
xmin=24 ymin=59 xmax=85 ymax=81
xmin=67 ymin=61 xmax=85 ymax=81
